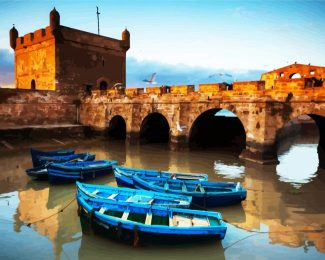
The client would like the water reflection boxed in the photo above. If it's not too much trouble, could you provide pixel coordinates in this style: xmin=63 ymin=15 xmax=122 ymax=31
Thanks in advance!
xmin=0 ymin=137 xmax=324 ymax=259
xmin=277 ymin=128 xmax=319 ymax=188
xmin=214 ymin=161 xmax=245 ymax=179
xmin=277 ymin=144 xmax=318 ymax=187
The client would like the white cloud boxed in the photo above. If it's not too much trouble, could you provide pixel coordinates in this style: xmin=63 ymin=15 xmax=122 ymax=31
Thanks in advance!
xmin=126 ymin=57 xmax=265 ymax=87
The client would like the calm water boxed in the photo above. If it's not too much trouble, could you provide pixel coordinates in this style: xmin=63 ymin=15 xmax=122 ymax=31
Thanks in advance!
xmin=0 ymin=133 xmax=325 ymax=260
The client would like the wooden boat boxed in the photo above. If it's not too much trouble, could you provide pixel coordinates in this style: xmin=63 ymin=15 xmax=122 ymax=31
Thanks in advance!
xmin=77 ymin=194 xmax=227 ymax=245
xmin=47 ymin=160 xmax=118 ymax=184
xmin=37 ymin=153 xmax=96 ymax=166
xmin=76 ymin=182 xmax=192 ymax=208
xmin=26 ymin=153 xmax=96 ymax=180
xmin=25 ymin=165 xmax=49 ymax=180
xmin=114 ymin=166 xmax=208 ymax=188
xmin=132 ymin=176 xmax=247 ymax=207
xmin=31 ymin=148 xmax=74 ymax=167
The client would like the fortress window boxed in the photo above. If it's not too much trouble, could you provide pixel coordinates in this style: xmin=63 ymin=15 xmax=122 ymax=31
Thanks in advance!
xmin=310 ymin=70 xmax=315 ymax=75
xmin=31 ymin=79 xmax=36 ymax=90
xmin=102 ymin=59 xmax=105 ymax=67
xmin=100 ymin=81 xmax=108 ymax=94
xmin=279 ymin=72 xmax=284 ymax=77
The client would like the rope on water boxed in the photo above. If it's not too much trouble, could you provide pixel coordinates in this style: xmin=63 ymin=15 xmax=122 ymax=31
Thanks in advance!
xmin=26 ymin=197 xmax=76 ymax=227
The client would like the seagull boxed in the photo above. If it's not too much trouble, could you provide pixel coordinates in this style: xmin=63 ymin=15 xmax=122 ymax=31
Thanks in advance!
xmin=143 ymin=73 xmax=157 ymax=84
xmin=113 ymin=83 xmax=124 ymax=89
xmin=176 ymin=122 xmax=186 ymax=132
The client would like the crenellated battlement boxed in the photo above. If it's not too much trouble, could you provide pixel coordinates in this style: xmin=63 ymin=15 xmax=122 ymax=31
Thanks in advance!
xmin=87 ymin=78 xmax=325 ymax=100
xmin=15 ymin=26 xmax=54 ymax=50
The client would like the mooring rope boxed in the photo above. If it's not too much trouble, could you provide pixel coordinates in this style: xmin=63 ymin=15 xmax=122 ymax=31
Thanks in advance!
xmin=190 ymin=202 xmax=324 ymax=234
xmin=25 ymin=197 xmax=76 ymax=227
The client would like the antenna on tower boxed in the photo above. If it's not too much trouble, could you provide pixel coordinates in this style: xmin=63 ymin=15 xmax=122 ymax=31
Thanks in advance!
xmin=96 ymin=6 xmax=100 ymax=35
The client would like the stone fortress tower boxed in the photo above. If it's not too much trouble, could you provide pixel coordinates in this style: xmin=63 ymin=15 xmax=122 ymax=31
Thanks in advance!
xmin=9 ymin=8 xmax=130 ymax=93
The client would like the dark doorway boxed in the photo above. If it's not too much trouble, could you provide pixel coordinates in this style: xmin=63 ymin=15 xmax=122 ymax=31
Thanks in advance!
xmin=85 ymin=85 xmax=92 ymax=95
xmin=31 ymin=79 xmax=36 ymax=90
xmin=140 ymin=113 xmax=170 ymax=143
xmin=107 ymin=116 xmax=126 ymax=140
xmin=189 ymin=109 xmax=246 ymax=151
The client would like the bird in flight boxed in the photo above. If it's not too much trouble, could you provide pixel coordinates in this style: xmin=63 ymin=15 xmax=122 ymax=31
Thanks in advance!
xmin=143 ymin=73 xmax=157 ymax=84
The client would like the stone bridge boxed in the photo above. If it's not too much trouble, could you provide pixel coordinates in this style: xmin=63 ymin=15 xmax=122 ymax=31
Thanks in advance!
xmin=80 ymin=79 xmax=325 ymax=167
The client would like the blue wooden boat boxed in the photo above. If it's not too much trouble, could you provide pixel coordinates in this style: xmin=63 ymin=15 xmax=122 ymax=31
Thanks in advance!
xmin=31 ymin=148 xmax=75 ymax=167
xmin=48 ymin=160 xmax=118 ymax=184
xmin=26 ymin=153 xmax=96 ymax=180
xmin=37 ymin=153 xmax=96 ymax=166
xmin=25 ymin=165 xmax=49 ymax=180
xmin=114 ymin=166 xmax=208 ymax=188
xmin=132 ymin=176 xmax=247 ymax=207
xmin=76 ymin=182 xmax=192 ymax=208
xmin=77 ymin=194 xmax=227 ymax=245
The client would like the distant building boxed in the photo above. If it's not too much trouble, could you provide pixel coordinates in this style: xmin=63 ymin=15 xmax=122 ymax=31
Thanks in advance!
xmin=9 ymin=8 xmax=130 ymax=93
xmin=261 ymin=63 xmax=325 ymax=90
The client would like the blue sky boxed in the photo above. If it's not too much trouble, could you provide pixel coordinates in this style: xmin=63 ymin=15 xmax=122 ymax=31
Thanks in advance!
xmin=0 ymin=0 xmax=324 ymax=86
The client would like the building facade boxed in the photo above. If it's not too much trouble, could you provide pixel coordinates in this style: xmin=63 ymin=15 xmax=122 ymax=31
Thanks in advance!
xmin=9 ymin=8 xmax=130 ymax=93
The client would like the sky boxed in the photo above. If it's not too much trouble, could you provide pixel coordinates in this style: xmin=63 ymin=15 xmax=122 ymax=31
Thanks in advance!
xmin=0 ymin=0 xmax=324 ymax=86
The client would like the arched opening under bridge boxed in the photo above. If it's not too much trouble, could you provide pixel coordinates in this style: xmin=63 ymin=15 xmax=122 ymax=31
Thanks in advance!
xmin=189 ymin=108 xmax=246 ymax=152
xmin=107 ymin=115 xmax=126 ymax=140
xmin=140 ymin=113 xmax=170 ymax=143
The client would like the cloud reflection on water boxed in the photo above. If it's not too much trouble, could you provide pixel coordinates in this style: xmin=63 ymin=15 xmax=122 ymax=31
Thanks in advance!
xmin=276 ymin=144 xmax=318 ymax=188
xmin=214 ymin=161 xmax=245 ymax=179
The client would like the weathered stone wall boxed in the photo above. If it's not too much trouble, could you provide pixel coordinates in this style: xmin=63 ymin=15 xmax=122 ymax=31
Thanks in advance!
xmin=0 ymin=89 xmax=77 ymax=127
xmin=56 ymin=26 xmax=127 ymax=94
xmin=261 ymin=63 xmax=325 ymax=89
xmin=15 ymin=27 xmax=56 ymax=90
xmin=80 ymin=83 xmax=325 ymax=164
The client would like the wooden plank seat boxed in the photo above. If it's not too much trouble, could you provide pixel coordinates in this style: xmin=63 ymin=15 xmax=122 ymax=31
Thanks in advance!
xmin=172 ymin=215 xmax=210 ymax=227
xmin=192 ymin=216 xmax=210 ymax=227
xmin=107 ymin=193 xmax=118 ymax=200
xmin=145 ymin=212 xmax=153 ymax=225
xmin=99 ymin=207 xmax=106 ymax=214
xmin=121 ymin=210 xmax=130 ymax=220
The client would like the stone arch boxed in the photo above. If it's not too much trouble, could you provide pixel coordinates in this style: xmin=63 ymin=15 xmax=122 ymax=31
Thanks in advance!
xmin=140 ymin=112 xmax=170 ymax=143
xmin=188 ymin=107 xmax=246 ymax=150
xmin=106 ymin=115 xmax=126 ymax=140
xmin=185 ymin=103 xmax=249 ymax=138
xmin=275 ymin=108 xmax=325 ymax=169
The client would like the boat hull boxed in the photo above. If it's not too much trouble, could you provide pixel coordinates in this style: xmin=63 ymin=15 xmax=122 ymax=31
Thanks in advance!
xmin=133 ymin=177 xmax=247 ymax=207
xmin=76 ymin=182 xmax=192 ymax=208
xmin=37 ymin=153 xmax=96 ymax=166
xmin=77 ymin=196 xmax=227 ymax=245
xmin=25 ymin=166 xmax=48 ymax=180
xmin=79 ymin=209 xmax=223 ymax=244
xmin=31 ymin=148 xmax=75 ymax=167
xmin=115 ymin=171 xmax=135 ymax=188
xmin=114 ymin=167 xmax=208 ymax=189
xmin=48 ymin=160 xmax=117 ymax=184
